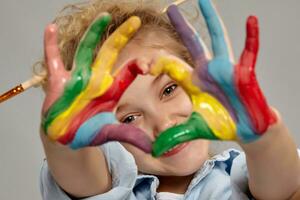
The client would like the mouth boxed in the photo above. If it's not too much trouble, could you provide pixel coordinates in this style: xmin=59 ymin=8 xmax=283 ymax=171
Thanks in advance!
xmin=152 ymin=112 xmax=218 ymax=157
xmin=162 ymin=142 xmax=189 ymax=157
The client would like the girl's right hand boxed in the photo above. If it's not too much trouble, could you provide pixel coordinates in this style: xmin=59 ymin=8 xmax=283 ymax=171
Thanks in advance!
xmin=150 ymin=0 xmax=277 ymax=157
xmin=41 ymin=13 xmax=152 ymax=152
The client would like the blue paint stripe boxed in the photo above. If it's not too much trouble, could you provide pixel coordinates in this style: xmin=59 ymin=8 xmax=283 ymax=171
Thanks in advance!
xmin=208 ymin=59 xmax=259 ymax=142
xmin=70 ymin=112 xmax=116 ymax=149
xmin=198 ymin=0 xmax=229 ymax=59
xmin=198 ymin=0 xmax=259 ymax=142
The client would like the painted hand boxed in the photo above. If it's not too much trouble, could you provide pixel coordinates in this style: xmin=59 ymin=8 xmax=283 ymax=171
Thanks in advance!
xmin=151 ymin=0 xmax=277 ymax=157
xmin=42 ymin=13 xmax=152 ymax=152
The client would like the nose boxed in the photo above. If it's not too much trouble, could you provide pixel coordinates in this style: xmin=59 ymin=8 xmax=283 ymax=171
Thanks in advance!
xmin=152 ymin=115 xmax=177 ymax=138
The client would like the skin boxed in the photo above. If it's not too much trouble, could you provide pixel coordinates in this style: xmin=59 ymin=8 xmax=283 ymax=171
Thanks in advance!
xmin=164 ymin=1 xmax=300 ymax=199
xmin=113 ymin=32 xmax=210 ymax=180
xmin=113 ymin=13 xmax=300 ymax=199
xmin=40 ymin=28 xmax=210 ymax=197
xmin=41 ymin=5 xmax=300 ymax=200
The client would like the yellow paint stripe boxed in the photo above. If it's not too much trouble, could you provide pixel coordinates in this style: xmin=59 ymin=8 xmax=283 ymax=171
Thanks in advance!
xmin=151 ymin=57 xmax=237 ymax=140
xmin=48 ymin=16 xmax=141 ymax=140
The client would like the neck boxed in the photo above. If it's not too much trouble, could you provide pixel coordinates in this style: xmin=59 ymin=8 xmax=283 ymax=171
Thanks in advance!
xmin=157 ymin=173 xmax=195 ymax=194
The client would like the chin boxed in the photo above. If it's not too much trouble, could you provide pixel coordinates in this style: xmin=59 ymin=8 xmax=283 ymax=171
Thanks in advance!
xmin=122 ymin=140 xmax=210 ymax=177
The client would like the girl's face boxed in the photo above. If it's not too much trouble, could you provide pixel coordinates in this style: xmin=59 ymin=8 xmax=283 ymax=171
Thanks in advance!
xmin=113 ymin=32 xmax=210 ymax=176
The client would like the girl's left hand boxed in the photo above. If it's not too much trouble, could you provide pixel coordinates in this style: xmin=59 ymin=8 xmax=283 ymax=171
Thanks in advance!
xmin=42 ymin=15 xmax=152 ymax=152
xmin=151 ymin=0 xmax=277 ymax=157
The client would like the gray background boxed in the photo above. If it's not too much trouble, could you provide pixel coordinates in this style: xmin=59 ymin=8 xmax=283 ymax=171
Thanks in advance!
xmin=0 ymin=0 xmax=299 ymax=199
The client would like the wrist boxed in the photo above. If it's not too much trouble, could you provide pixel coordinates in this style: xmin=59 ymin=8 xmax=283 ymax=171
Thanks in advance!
xmin=239 ymin=116 xmax=290 ymax=158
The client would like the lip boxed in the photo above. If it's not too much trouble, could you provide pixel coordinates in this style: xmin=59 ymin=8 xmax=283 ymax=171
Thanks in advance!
xmin=162 ymin=142 xmax=189 ymax=157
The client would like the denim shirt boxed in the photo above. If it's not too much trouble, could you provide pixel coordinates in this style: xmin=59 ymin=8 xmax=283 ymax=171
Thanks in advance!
xmin=40 ymin=142 xmax=254 ymax=200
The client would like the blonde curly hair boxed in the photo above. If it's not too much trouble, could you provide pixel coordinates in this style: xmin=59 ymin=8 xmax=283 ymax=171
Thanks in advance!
xmin=35 ymin=0 xmax=194 ymax=85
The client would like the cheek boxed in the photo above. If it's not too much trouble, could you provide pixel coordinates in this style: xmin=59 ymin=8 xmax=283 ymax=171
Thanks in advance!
xmin=159 ymin=140 xmax=210 ymax=176
xmin=121 ymin=140 xmax=211 ymax=176
xmin=121 ymin=142 xmax=150 ymax=161
xmin=122 ymin=142 xmax=144 ymax=157
xmin=121 ymin=142 xmax=156 ymax=171
xmin=173 ymin=88 xmax=193 ymax=114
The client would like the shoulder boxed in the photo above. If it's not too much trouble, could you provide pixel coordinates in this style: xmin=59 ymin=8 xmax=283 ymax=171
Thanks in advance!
xmin=99 ymin=142 xmax=138 ymax=188
xmin=211 ymin=148 xmax=243 ymax=175
xmin=186 ymin=149 xmax=252 ymax=199
xmin=213 ymin=149 xmax=252 ymax=199
xmin=211 ymin=149 xmax=249 ymax=191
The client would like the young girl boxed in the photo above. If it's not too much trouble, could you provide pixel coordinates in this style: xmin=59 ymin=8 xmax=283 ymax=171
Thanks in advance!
xmin=39 ymin=0 xmax=300 ymax=199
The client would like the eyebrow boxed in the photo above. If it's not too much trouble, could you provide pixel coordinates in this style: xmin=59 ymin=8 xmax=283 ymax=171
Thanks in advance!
xmin=151 ymin=74 xmax=165 ymax=86
xmin=116 ymin=103 xmax=129 ymax=114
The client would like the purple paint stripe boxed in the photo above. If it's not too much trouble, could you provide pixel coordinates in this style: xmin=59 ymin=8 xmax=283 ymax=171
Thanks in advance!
xmin=90 ymin=124 xmax=152 ymax=153
xmin=167 ymin=4 xmax=237 ymax=121
xmin=196 ymin=69 xmax=238 ymax=122
xmin=167 ymin=5 xmax=207 ymax=67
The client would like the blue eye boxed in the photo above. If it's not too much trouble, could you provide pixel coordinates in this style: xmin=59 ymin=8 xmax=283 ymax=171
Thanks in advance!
xmin=162 ymin=83 xmax=178 ymax=97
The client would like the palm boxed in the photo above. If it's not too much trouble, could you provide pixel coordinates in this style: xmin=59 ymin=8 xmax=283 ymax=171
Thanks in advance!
xmin=42 ymin=14 xmax=151 ymax=152
xmin=151 ymin=0 xmax=276 ymax=157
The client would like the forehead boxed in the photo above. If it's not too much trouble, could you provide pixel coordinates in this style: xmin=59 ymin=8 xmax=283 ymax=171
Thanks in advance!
xmin=112 ymin=29 xmax=177 ymax=73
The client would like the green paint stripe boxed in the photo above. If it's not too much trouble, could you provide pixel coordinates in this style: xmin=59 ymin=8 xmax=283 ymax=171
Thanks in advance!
xmin=43 ymin=14 xmax=112 ymax=133
xmin=152 ymin=112 xmax=218 ymax=157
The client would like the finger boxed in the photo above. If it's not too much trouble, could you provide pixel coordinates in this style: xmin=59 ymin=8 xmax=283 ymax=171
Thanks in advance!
xmin=198 ymin=0 xmax=234 ymax=61
xmin=69 ymin=112 xmax=117 ymax=149
xmin=151 ymin=56 xmax=237 ymax=141
xmin=69 ymin=12 xmax=112 ymax=95
xmin=43 ymin=24 xmax=71 ymax=114
xmin=90 ymin=124 xmax=152 ymax=153
xmin=236 ymin=16 xmax=277 ymax=134
xmin=57 ymin=99 xmax=115 ymax=144
xmin=43 ymin=14 xmax=111 ymax=134
xmin=150 ymin=56 xmax=201 ymax=97
xmin=74 ymin=13 xmax=111 ymax=73
xmin=109 ymin=60 xmax=144 ymax=100
xmin=152 ymin=112 xmax=218 ymax=157
xmin=236 ymin=75 xmax=277 ymax=134
xmin=167 ymin=4 xmax=211 ymax=67
xmin=58 ymin=61 xmax=143 ymax=144
xmin=80 ymin=16 xmax=141 ymax=100
xmin=69 ymin=112 xmax=152 ymax=153
xmin=239 ymin=16 xmax=259 ymax=70
xmin=167 ymin=4 xmax=236 ymax=122
xmin=44 ymin=24 xmax=66 ymax=76
xmin=92 ymin=16 xmax=141 ymax=74
xmin=72 ymin=13 xmax=111 ymax=94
